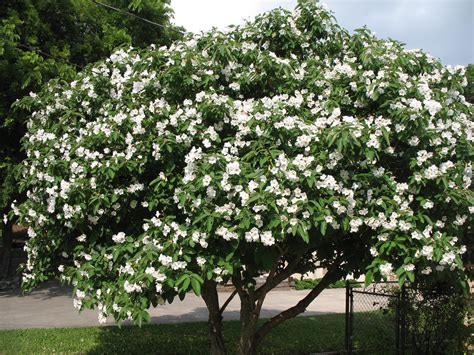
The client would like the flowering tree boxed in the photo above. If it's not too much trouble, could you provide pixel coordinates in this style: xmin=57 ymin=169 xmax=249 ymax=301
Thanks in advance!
xmin=12 ymin=2 xmax=473 ymax=354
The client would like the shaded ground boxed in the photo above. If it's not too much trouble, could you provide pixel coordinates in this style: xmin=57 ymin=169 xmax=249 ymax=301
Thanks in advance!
xmin=0 ymin=281 xmax=345 ymax=329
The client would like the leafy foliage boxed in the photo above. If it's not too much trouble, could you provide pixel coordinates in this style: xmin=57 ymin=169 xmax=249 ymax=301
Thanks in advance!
xmin=466 ymin=64 xmax=474 ymax=103
xmin=400 ymin=281 xmax=471 ymax=354
xmin=0 ymin=0 xmax=181 ymax=214
xmin=12 ymin=1 xmax=473 ymax=336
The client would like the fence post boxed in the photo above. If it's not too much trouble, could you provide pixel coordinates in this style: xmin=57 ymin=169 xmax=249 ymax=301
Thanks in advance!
xmin=396 ymin=290 xmax=400 ymax=355
xmin=345 ymin=281 xmax=353 ymax=354
xmin=400 ymin=284 xmax=406 ymax=355
xmin=345 ymin=281 xmax=349 ymax=352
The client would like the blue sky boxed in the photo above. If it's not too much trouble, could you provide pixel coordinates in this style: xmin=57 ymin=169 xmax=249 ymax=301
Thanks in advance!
xmin=171 ymin=0 xmax=473 ymax=65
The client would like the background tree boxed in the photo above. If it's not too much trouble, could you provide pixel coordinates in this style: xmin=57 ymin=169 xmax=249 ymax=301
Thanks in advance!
xmin=466 ymin=64 xmax=474 ymax=103
xmin=12 ymin=2 xmax=473 ymax=354
xmin=0 ymin=0 xmax=181 ymax=277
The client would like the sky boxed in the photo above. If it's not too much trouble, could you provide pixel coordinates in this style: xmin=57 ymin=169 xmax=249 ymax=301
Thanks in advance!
xmin=171 ymin=0 xmax=473 ymax=66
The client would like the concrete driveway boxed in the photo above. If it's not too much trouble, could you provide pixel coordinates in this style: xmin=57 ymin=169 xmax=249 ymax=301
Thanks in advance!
xmin=0 ymin=281 xmax=345 ymax=329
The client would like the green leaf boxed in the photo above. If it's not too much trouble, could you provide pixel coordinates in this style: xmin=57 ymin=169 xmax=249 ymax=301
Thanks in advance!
xmin=181 ymin=277 xmax=191 ymax=292
xmin=192 ymin=274 xmax=204 ymax=283
xmin=398 ymin=274 xmax=406 ymax=287
xmin=364 ymin=269 xmax=373 ymax=287
xmin=175 ymin=274 xmax=189 ymax=286
xmin=320 ymin=221 xmax=327 ymax=236
xmin=191 ymin=278 xmax=201 ymax=296
xmin=298 ymin=224 xmax=309 ymax=243
xmin=206 ymin=216 xmax=214 ymax=232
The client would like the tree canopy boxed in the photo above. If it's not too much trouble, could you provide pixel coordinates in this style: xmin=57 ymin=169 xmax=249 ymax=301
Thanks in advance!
xmin=12 ymin=2 xmax=473 ymax=354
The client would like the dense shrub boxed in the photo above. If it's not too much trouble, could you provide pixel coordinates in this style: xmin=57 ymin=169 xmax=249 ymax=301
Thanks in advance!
xmin=402 ymin=282 xmax=471 ymax=355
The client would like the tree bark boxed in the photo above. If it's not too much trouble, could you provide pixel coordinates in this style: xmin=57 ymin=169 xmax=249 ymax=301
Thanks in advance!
xmin=238 ymin=292 xmax=259 ymax=355
xmin=236 ymin=250 xmax=310 ymax=355
xmin=0 ymin=221 xmax=12 ymax=279
xmin=202 ymin=280 xmax=227 ymax=355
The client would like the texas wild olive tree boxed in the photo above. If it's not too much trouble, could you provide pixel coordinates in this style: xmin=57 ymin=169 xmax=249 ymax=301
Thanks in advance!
xmin=12 ymin=2 xmax=473 ymax=354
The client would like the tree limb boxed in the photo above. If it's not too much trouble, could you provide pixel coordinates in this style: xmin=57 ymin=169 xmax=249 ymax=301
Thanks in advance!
xmin=254 ymin=262 xmax=343 ymax=343
xmin=219 ymin=288 xmax=237 ymax=315
xmin=255 ymin=247 xmax=308 ymax=299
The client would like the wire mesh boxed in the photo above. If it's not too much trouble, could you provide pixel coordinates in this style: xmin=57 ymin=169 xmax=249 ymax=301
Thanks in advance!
xmin=346 ymin=282 xmax=402 ymax=355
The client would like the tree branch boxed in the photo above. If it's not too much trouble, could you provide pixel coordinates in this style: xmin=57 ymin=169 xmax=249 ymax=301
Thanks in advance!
xmin=255 ymin=247 xmax=308 ymax=299
xmin=253 ymin=253 xmax=281 ymax=316
xmin=219 ymin=289 xmax=237 ymax=315
xmin=254 ymin=262 xmax=343 ymax=343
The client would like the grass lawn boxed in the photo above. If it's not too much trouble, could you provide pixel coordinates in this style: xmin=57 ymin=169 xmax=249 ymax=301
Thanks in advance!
xmin=0 ymin=313 xmax=395 ymax=354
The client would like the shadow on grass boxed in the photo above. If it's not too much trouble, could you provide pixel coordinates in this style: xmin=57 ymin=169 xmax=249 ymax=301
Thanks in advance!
xmin=0 ymin=312 xmax=404 ymax=354
xmin=85 ymin=314 xmax=349 ymax=355
xmin=0 ymin=280 xmax=72 ymax=300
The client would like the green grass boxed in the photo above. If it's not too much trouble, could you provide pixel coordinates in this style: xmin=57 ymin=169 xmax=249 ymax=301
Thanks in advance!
xmin=0 ymin=313 xmax=396 ymax=354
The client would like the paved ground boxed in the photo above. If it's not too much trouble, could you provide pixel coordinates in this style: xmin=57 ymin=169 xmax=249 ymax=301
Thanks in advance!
xmin=0 ymin=281 xmax=345 ymax=330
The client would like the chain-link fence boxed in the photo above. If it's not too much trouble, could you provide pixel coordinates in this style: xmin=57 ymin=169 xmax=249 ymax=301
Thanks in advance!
xmin=345 ymin=282 xmax=404 ymax=355
xmin=345 ymin=281 xmax=470 ymax=355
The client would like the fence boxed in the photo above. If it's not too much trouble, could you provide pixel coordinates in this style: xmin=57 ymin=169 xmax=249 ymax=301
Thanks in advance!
xmin=345 ymin=281 xmax=470 ymax=354
xmin=345 ymin=281 xmax=406 ymax=355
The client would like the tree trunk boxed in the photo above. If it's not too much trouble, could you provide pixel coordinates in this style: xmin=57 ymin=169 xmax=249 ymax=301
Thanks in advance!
xmin=0 ymin=221 xmax=12 ymax=279
xmin=238 ymin=293 xmax=259 ymax=355
xmin=202 ymin=280 xmax=227 ymax=355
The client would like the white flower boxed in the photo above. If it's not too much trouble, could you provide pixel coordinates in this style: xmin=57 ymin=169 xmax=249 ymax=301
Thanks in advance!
xmin=408 ymin=136 xmax=419 ymax=146
xmin=440 ymin=251 xmax=455 ymax=266
xmin=112 ymin=232 xmax=126 ymax=243
xmin=379 ymin=263 xmax=393 ymax=276
xmin=423 ymin=99 xmax=442 ymax=116
xmin=248 ymin=180 xmax=258 ymax=192
xmin=229 ymin=82 xmax=240 ymax=91
xmin=240 ymin=191 xmax=249 ymax=205
xmin=76 ymin=290 xmax=86 ymax=299
xmin=295 ymin=135 xmax=311 ymax=147
xmin=124 ymin=280 xmax=142 ymax=293
xmin=202 ymin=175 xmax=212 ymax=186
xmin=158 ymin=254 xmax=172 ymax=266
xmin=226 ymin=161 xmax=241 ymax=175
xmin=411 ymin=231 xmax=422 ymax=240
xmin=76 ymin=234 xmax=87 ymax=242
xmin=196 ymin=256 xmax=206 ymax=266
xmin=324 ymin=215 xmax=334 ymax=223
xmin=145 ymin=266 xmax=166 ymax=282
xmin=424 ymin=165 xmax=440 ymax=179
xmin=260 ymin=231 xmax=275 ymax=246
xmin=370 ymin=247 xmax=378 ymax=257
xmin=421 ymin=267 xmax=432 ymax=275
xmin=245 ymin=227 xmax=259 ymax=242
xmin=421 ymin=245 xmax=434 ymax=260
xmin=98 ymin=312 xmax=107 ymax=324
xmin=422 ymin=200 xmax=434 ymax=209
